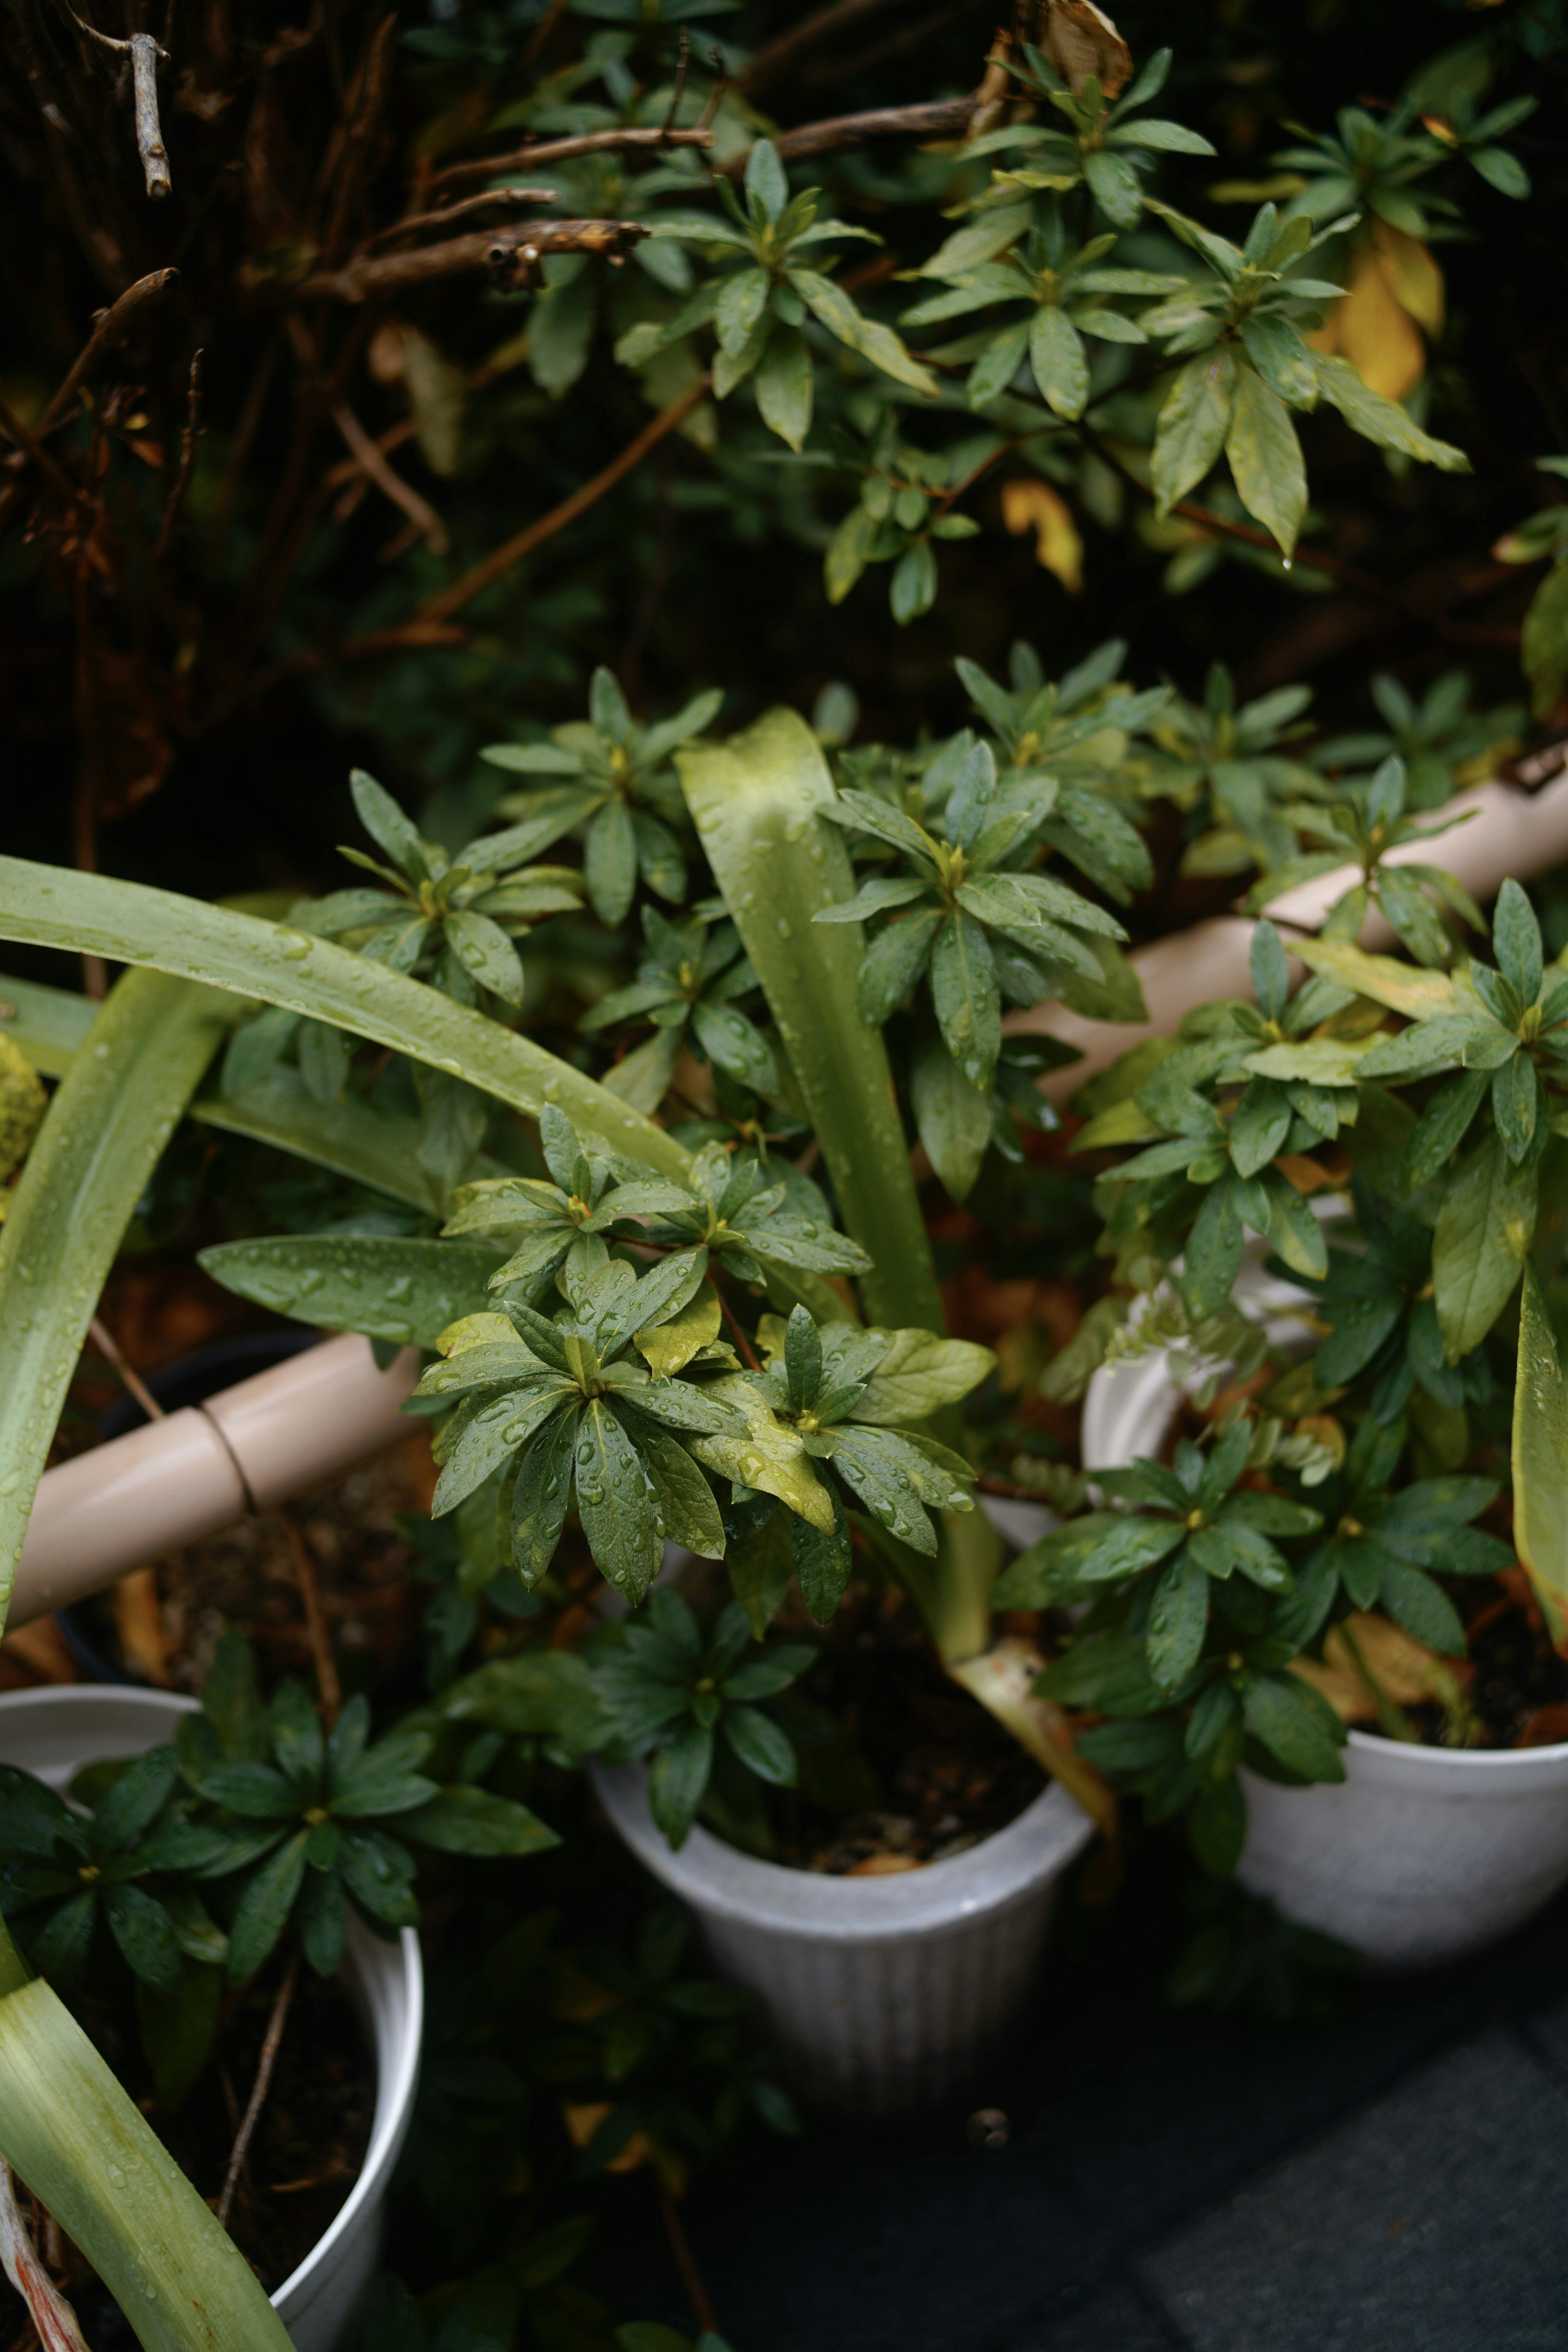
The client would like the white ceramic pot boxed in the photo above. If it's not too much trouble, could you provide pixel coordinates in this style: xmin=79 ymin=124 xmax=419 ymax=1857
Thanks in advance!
xmin=1081 ymin=1331 xmax=1568 ymax=1970
xmin=592 ymin=1762 xmax=1093 ymax=2112
xmin=0 ymin=1686 xmax=422 ymax=2352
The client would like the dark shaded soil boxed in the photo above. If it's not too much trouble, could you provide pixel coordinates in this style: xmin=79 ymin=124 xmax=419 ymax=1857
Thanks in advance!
xmin=0 ymin=1967 xmax=374 ymax=2345
xmin=1404 ymin=1582 xmax=1568 ymax=1751
xmin=755 ymin=1581 xmax=1047 ymax=1873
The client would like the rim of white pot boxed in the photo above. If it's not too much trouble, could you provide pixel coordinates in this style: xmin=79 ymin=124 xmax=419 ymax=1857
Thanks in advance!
xmin=1080 ymin=1322 xmax=1568 ymax=1790
xmin=592 ymin=1762 xmax=1094 ymax=1940
xmin=0 ymin=1684 xmax=423 ymax=2319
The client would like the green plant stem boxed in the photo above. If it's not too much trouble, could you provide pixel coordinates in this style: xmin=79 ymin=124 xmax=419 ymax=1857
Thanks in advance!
xmin=0 ymin=967 xmax=235 ymax=1615
xmin=677 ymin=709 xmax=943 ymax=1335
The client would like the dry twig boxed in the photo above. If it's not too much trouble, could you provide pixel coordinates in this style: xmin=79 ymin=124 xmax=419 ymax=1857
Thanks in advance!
xmin=361 ymin=184 xmax=557 ymax=250
xmin=427 ymin=125 xmax=713 ymax=196
xmin=38 ymin=270 xmax=180 ymax=434
xmin=739 ymin=0 xmax=905 ymax=93
xmin=217 ymin=1951 xmax=301 ymax=2230
xmin=294 ymin=216 xmax=647 ymax=302
xmin=154 ymin=347 xmax=203 ymax=559
xmin=131 ymin=33 xmax=171 ymax=199
xmin=330 ymin=403 xmax=448 ymax=554
xmin=0 ymin=2161 xmax=90 ymax=2352
xmin=279 ymin=1507 xmax=342 ymax=1726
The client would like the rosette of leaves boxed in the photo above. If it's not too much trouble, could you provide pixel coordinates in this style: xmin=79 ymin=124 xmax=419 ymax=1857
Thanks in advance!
xmin=620 ymin=138 xmax=935 ymax=450
xmin=720 ymin=1305 xmax=994 ymax=1627
xmin=902 ymin=214 xmax=1187 ymax=419
xmin=1493 ymin=457 xmax=1568 ymax=719
xmin=1241 ymin=753 xmax=1486 ymax=965
xmin=1295 ymin=881 xmax=1568 ymax=1360
xmin=1269 ymin=1412 xmax=1512 ymax=1663
xmin=1308 ymin=670 xmax=1523 ymax=814
xmin=412 ymin=1220 xmax=847 ymax=1602
xmin=813 ymin=731 xmax=1133 ymax=1197
xmin=1136 ymin=197 xmax=1470 ymax=558
xmin=581 ymin=903 xmax=777 ymax=1115
xmin=588 ymin=1591 xmax=813 ymax=1847
xmin=443 ymin=1106 xmax=870 ymax=1310
xmin=924 ymin=45 xmax=1214 ymax=264
xmin=1275 ymin=1178 xmax=1495 ymax=1443
xmin=480 ymin=668 xmax=721 ymax=930
xmin=221 ymin=769 xmax=582 ymax=1110
xmin=955 ymin=636 xmax=1165 ymax=908
xmin=0 ymin=1744 xmax=219 ymax=1998
xmin=820 ymin=421 xmax=984 ymax=625
xmin=1149 ymin=660 xmax=1324 ymax=878
xmin=1074 ymin=922 xmax=1335 ymax=1314
xmin=1030 ymin=1420 xmax=1345 ymax=1871
xmin=171 ymin=1636 xmax=556 ymax=1981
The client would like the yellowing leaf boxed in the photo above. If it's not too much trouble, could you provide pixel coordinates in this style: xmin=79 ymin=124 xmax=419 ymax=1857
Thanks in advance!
xmin=1290 ymin=1612 xmax=1456 ymax=1723
xmin=636 ymin=1282 xmax=722 ymax=1378
xmin=436 ymin=1310 xmax=517 ymax=1357
xmin=1325 ymin=240 xmax=1426 ymax=403
xmin=0 ymin=1033 xmax=46 ymax=1188
xmin=690 ymin=1375 xmax=834 ymax=1531
xmin=1513 ymin=1262 xmax=1568 ymax=1640
xmin=1371 ymin=220 xmax=1444 ymax=337
xmin=1034 ymin=0 xmax=1133 ymax=98
xmin=1294 ymin=938 xmax=1459 ymax=1019
xmin=1002 ymin=479 xmax=1084 ymax=591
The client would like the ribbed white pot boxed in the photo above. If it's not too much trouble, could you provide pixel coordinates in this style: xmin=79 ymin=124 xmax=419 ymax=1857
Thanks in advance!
xmin=1082 ymin=1337 xmax=1568 ymax=1969
xmin=0 ymin=1686 xmax=422 ymax=2352
xmin=592 ymin=1761 xmax=1093 ymax=2112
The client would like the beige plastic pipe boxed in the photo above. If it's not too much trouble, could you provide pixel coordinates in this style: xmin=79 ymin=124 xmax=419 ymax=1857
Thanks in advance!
xmin=1014 ymin=766 xmax=1568 ymax=1104
xmin=11 ymin=1334 xmax=418 ymax=1632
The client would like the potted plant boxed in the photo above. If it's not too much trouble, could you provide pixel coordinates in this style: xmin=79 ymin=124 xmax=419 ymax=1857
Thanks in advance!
xmin=1020 ymin=842 xmax=1568 ymax=1967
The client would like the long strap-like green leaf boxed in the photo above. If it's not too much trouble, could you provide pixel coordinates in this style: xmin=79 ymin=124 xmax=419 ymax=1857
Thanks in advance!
xmin=0 ymin=965 xmax=234 ymax=1614
xmin=677 ymin=710 xmax=944 ymax=1335
xmin=0 ymin=858 xmax=689 ymax=1176
xmin=0 ymin=965 xmax=295 ymax=2351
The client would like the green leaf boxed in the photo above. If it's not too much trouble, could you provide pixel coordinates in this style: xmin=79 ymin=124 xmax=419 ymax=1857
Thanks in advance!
xmin=1147 ymin=1547 xmax=1208 ymax=1689
xmin=1514 ymin=1261 xmax=1568 ymax=1639
xmin=104 ymin=1885 xmax=184 ymax=1990
xmin=1239 ymin=314 xmax=1318 ymax=406
xmin=745 ymin=137 xmax=789 ymax=222
xmin=727 ymin=1498 xmax=794 ymax=1635
xmin=677 ymin=710 xmax=940 ymax=1330
xmin=0 ymin=968 xmax=232 ymax=1618
xmin=792 ymin=1486 xmax=853 ymax=1623
xmin=199 ymin=1235 xmax=501 ymax=1350
xmin=445 ymin=911 xmax=524 ymax=1004
xmin=1523 ymin=563 xmax=1568 ymax=721
xmin=399 ymin=1786 xmax=559 ymax=1857
xmin=930 ymin=911 xmax=1000 ymax=1089
xmin=1152 ymin=348 xmax=1236 ymax=516
xmin=858 ymin=911 xmax=941 ymax=1024
xmin=350 ymin=770 xmax=426 ymax=879
xmin=1244 ymin=1670 xmax=1346 ymax=1782
xmin=911 ymin=1025 xmax=992 ymax=1203
xmin=1432 ymin=1134 xmax=1536 ymax=1361
xmin=511 ymin=1405 xmax=581 ymax=1585
xmin=1183 ymin=1174 xmax=1244 ymax=1316
xmin=226 ymin=1830 xmax=309 ymax=1981
xmin=648 ymin=1721 xmax=714 ymax=1847
xmin=786 ymin=268 xmax=938 ymax=396
xmin=890 ymin=541 xmax=938 ymax=625
xmin=575 ymin=1401 xmax=663 ymax=1600
xmin=1225 ymin=365 xmax=1306 ymax=557
xmin=854 ymin=1329 xmax=994 ymax=1423
xmin=754 ymin=325 xmax=813 ymax=449
xmin=638 ymin=1423 xmax=728 ymax=1559
xmin=966 ymin=318 xmax=1031 ymax=408
xmin=1377 ymin=1560 xmax=1466 ymax=1655
xmin=136 ymin=1958 xmax=222 ymax=2112
xmin=1312 ymin=354 xmax=1470 ymax=473
xmin=1229 ymin=1076 xmax=1292 ymax=1177
xmin=1492 ymin=878 xmax=1544 ymax=1005
xmin=1029 ymin=305 xmax=1089 ymax=418
xmin=722 ymin=1703 xmax=797 ymax=1786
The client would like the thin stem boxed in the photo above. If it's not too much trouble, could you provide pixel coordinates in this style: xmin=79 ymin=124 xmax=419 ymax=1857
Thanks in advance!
xmin=0 ymin=2158 xmax=89 ymax=2352
xmin=656 ymin=2178 xmax=719 ymax=2339
xmin=216 ymin=1949 xmax=300 ymax=2230
xmin=88 ymin=1312 xmax=163 ymax=1423
xmin=279 ymin=1508 xmax=341 ymax=1727
xmin=410 ymin=376 xmax=708 ymax=627
xmin=153 ymin=346 xmax=203 ymax=560
xmin=715 ymin=1287 xmax=761 ymax=1371
xmin=427 ymin=124 xmax=714 ymax=196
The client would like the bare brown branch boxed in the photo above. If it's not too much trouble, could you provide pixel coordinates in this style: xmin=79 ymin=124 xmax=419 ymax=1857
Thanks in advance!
xmin=218 ymin=1950 xmax=301 ymax=2230
xmin=317 ymin=12 xmax=398 ymax=269
xmin=293 ymin=216 xmax=648 ymax=302
xmin=330 ymin=401 xmax=448 ymax=553
xmin=428 ymin=125 xmax=713 ymax=196
xmin=154 ymin=347 xmax=203 ymax=559
xmin=40 ymin=268 xmax=180 ymax=432
xmin=412 ymin=375 xmax=708 ymax=626
xmin=361 ymin=184 xmax=558 ymax=250
xmin=131 ymin=32 xmax=172 ymax=198
xmin=739 ymin=0 xmax=904 ymax=94
xmin=718 ymin=93 xmax=982 ymax=174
